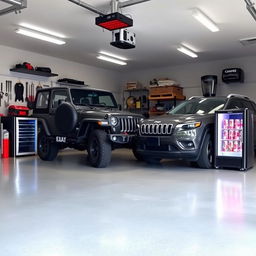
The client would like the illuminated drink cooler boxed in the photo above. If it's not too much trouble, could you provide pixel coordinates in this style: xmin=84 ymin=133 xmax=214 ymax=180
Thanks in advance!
xmin=1 ymin=117 xmax=37 ymax=157
xmin=215 ymin=109 xmax=254 ymax=171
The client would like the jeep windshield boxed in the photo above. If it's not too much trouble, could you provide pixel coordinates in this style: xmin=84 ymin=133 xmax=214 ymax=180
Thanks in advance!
xmin=70 ymin=89 xmax=118 ymax=108
xmin=168 ymin=98 xmax=226 ymax=115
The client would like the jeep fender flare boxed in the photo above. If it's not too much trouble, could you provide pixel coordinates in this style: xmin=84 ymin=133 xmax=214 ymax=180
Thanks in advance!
xmin=78 ymin=119 xmax=110 ymax=138
xmin=37 ymin=118 xmax=51 ymax=136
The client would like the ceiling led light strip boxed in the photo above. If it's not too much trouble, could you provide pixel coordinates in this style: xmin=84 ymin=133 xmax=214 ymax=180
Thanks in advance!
xmin=192 ymin=8 xmax=220 ymax=32
xmin=16 ymin=28 xmax=66 ymax=45
xmin=99 ymin=51 xmax=127 ymax=61
xmin=19 ymin=23 xmax=66 ymax=38
xmin=177 ymin=46 xmax=198 ymax=58
xmin=97 ymin=55 xmax=127 ymax=65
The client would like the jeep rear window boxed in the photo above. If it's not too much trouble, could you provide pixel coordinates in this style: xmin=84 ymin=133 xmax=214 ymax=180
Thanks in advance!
xmin=70 ymin=89 xmax=117 ymax=108
xmin=169 ymin=98 xmax=226 ymax=115
xmin=36 ymin=91 xmax=49 ymax=109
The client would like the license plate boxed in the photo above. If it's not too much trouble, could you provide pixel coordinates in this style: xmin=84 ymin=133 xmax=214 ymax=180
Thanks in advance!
xmin=146 ymin=137 xmax=159 ymax=146
xmin=56 ymin=136 xmax=66 ymax=143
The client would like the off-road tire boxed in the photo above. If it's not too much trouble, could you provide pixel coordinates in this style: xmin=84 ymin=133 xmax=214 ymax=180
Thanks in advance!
xmin=197 ymin=133 xmax=213 ymax=169
xmin=88 ymin=130 xmax=111 ymax=168
xmin=38 ymin=131 xmax=58 ymax=161
xmin=55 ymin=102 xmax=77 ymax=134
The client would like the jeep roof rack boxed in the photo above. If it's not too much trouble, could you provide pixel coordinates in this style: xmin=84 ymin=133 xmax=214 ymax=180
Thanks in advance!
xmin=227 ymin=94 xmax=250 ymax=100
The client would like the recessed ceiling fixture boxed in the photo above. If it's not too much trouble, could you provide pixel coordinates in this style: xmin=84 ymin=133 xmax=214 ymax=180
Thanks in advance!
xmin=16 ymin=28 xmax=66 ymax=45
xmin=19 ymin=23 xmax=66 ymax=38
xmin=177 ymin=45 xmax=198 ymax=58
xmin=99 ymin=51 xmax=128 ymax=61
xmin=192 ymin=8 xmax=220 ymax=32
xmin=97 ymin=55 xmax=127 ymax=65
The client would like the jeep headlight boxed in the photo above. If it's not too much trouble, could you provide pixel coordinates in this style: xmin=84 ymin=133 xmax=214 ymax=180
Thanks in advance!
xmin=110 ymin=116 xmax=118 ymax=126
xmin=176 ymin=122 xmax=201 ymax=130
xmin=175 ymin=122 xmax=201 ymax=139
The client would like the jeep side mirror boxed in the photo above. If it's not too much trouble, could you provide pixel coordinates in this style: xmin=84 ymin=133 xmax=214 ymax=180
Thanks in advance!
xmin=118 ymin=104 xmax=122 ymax=111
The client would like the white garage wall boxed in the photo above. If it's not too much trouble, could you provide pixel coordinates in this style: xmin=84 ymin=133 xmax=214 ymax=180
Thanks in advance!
xmin=0 ymin=44 xmax=121 ymax=115
xmin=121 ymin=56 xmax=256 ymax=102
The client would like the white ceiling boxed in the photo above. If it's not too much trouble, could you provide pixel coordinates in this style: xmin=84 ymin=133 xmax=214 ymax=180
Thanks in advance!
xmin=0 ymin=0 xmax=256 ymax=71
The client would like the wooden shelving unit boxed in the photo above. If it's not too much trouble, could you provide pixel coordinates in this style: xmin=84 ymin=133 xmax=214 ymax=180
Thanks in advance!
xmin=148 ymin=85 xmax=186 ymax=116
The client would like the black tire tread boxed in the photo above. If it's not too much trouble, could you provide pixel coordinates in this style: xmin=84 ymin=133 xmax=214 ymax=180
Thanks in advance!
xmin=197 ymin=133 xmax=213 ymax=169
xmin=38 ymin=131 xmax=58 ymax=161
xmin=88 ymin=130 xmax=111 ymax=168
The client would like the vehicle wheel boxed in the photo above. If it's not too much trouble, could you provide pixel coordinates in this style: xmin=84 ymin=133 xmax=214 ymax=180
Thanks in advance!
xmin=88 ymin=130 xmax=111 ymax=168
xmin=38 ymin=131 xmax=58 ymax=161
xmin=197 ymin=133 xmax=213 ymax=169
xmin=132 ymin=147 xmax=144 ymax=161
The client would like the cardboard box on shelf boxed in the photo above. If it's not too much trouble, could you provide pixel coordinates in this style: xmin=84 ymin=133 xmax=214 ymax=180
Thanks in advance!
xmin=149 ymin=85 xmax=184 ymax=100
xmin=126 ymin=82 xmax=142 ymax=90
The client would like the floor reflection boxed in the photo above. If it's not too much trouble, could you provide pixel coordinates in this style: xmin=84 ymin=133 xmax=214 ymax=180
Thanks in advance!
xmin=1 ymin=158 xmax=11 ymax=181
xmin=14 ymin=157 xmax=38 ymax=196
xmin=216 ymin=173 xmax=245 ymax=223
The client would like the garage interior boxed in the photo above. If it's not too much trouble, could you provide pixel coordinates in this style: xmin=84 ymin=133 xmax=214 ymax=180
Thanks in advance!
xmin=1 ymin=0 xmax=256 ymax=255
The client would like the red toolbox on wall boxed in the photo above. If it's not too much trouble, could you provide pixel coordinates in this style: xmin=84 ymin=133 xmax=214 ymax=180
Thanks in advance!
xmin=8 ymin=105 xmax=29 ymax=116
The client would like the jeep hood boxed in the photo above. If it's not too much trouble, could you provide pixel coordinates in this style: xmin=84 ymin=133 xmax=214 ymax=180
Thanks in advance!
xmin=76 ymin=107 xmax=142 ymax=119
xmin=142 ymin=113 xmax=214 ymax=125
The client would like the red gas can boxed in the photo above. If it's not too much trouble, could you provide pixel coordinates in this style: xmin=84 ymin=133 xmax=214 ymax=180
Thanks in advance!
xmin=2 ymin=130 xmax=9 ymax=158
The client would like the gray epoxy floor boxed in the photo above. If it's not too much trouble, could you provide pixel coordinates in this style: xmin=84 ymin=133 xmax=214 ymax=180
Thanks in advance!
xmin=0 ymin=149 xmax=256 ymax=256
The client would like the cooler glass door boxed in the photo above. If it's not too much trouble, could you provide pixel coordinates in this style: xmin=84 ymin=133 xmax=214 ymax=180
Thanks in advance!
xmin=217 ymin=112 xmax=243 ymax=158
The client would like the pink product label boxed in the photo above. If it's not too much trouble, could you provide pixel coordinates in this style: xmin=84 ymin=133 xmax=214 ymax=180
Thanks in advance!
xmin=229 ymin=141 xmax=234 ymax=152
xmin=229 ymin=119 xmax=235 ymax=129
xmin=233 ymin=141 xmax=239 ymax=152
xmin=228 ymin=130 xmax=234 ymax=140
xmin=234 ymin=130 xmax=242 ymax=140
xmin=223 ymin=130 xmax=229 ymax=140
xmin=234 ymin=119 xmax=241 ymax=129
xmin=222 ymin=141 xmax=229 ymax=152
xmin=223 ymin=119 xmax=229 ymax=129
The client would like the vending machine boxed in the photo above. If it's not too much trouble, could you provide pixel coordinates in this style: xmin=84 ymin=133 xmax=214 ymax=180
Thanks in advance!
xmin=215 ymin=109 xmax=254 ymax=171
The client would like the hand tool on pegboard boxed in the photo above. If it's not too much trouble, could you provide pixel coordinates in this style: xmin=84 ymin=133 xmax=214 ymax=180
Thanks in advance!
xmin=9 ymin=81 xmax=12 ymax=101
xmin=0 ymin=82 xmax=3 ymax=107
xmin=25 ymin=82 xmax=28 ymax=102
xmin=14 ymin=82 xmax=24 ymax=102
xmin=31 ymin=82 xmax=35 ymax=101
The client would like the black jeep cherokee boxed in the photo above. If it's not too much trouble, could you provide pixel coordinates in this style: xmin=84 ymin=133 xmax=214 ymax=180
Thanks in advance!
xmin=33 ymin=87 xmax=142 ymax=168
xmin=134 ymin=94 xmax=256 ymax=169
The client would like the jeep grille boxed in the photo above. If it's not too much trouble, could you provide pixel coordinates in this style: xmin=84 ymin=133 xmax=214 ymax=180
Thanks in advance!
xmin=120 ymin=117 xmax=140 ymax=133
xmin=140 ymin=123 xmax=173 ymax=135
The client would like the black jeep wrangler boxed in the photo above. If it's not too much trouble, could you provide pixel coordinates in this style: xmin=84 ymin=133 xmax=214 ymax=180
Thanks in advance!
xmin=33 ymin=87 xmax=142 ymax=168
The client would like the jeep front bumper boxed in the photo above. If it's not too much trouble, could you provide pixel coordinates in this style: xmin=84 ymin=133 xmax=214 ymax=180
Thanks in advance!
xmin=135 ymin=136 xmax=201 ymax=161
xmin=109 ymin=134 xmax=135 ymax=144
